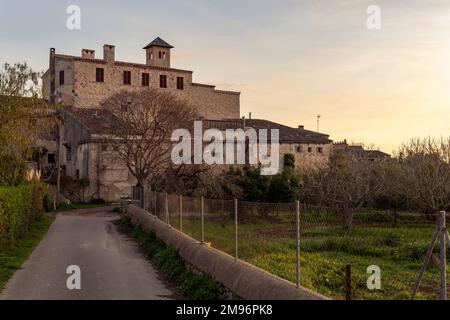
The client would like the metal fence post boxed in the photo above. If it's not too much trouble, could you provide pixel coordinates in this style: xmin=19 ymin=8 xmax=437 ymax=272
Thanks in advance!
xmin=345 ymin=265 xmax=352 ymax=300
xmin=439 ymin=211 xmax=447 ymax=300
xmin=165 ymin=192 xmax=169 ymax=225
xmin=296 ymin=201 xmax=300 ymax=289
xmin=179 ymin=195 xmax=183 ymax=232
xmin=234 ymin=198 xmax=238 ymax=260
xmin=201 ymin=196 xmax=204 ymax=244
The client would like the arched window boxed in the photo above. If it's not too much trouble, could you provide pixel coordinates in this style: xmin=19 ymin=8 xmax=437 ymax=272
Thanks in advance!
xmin=158 ymin=51 xmax=162 ymax=59
xmin=150 ymin=52 xmax=153 ymax=60
xmin=163 ymin=52 xmax=166 ymax=60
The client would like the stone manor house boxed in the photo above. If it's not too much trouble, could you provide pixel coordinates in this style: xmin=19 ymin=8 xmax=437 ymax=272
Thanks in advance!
xmin=40 ymin=37 xmax=332 ymax=201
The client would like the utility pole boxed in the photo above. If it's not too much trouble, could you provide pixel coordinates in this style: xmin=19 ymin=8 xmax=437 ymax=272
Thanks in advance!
xmin=54 ymin=118 xmax=61 ymax=210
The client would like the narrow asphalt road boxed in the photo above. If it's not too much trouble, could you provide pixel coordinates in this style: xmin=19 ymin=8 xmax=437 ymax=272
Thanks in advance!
xmin=0 ymin=208 xmax=179 ymax=300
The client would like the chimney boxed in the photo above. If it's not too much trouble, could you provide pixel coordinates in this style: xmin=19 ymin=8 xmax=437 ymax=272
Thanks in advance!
xmin=49 ymin=48 xmax=56 ymax=103
xmin=298 ymin=125 xmax=304 ymax=130
xmin=81 ymin=49 xmax=95 ymax=59
xmin=103 ymin=44 xmax=115 ymax=63
xmin=249 ymin=112 xmax=252 ymax=119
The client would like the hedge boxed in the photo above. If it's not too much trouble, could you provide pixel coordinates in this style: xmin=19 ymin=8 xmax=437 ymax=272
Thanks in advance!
xmin=0 ymin=183 xmax=47 ymax=250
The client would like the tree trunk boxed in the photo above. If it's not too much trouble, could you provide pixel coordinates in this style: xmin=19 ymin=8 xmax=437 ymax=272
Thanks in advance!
xmin=345 ymin=208 xmax=354 ymax=229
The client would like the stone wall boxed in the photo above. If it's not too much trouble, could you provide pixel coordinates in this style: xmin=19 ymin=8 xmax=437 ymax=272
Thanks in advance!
xmin=95 ymin=141 xmax=136 ymax=201
xmin=71 ymin=58 xmax=193 ymax=109
xmin=125 ymin=204 xmax=329 ymax=300
xmin=190 ymin=84 xmax=240 ymax=120
xmin=279 ymin=143 xmax=332 ymax=170
xmin=54 ymin=57 xmax=75 ymax=106
xmin=45 ymin=54 xmax=241 ymax=120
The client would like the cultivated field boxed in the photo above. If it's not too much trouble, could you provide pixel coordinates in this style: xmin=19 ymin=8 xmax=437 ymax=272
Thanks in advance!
xmin=166 ymin=207 xmax=445 ymax=300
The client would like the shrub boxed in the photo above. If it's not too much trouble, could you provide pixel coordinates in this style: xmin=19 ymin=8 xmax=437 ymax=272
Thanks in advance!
xmin=0 ymin=183 xmax=47 ymax=250
xmin=89 ymin=198 xmax=106 ymax=205
xmin=382 ymin=232 xmax=401 ymax=247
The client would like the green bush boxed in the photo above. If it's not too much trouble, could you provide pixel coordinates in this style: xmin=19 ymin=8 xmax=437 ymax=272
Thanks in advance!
xmin=89 ymin=198 xmax=106 ymax=205
xmin=0 ymin=183 xmax=47 ymax=250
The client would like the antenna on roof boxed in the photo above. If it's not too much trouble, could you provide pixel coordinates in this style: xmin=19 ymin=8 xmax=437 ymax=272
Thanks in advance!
xmin=317 ymin=115 xmax=321 ymax=132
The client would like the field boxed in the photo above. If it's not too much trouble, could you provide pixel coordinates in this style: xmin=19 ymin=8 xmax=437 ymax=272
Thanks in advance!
xmin=163 ymin=206 xmax=445 ymax=300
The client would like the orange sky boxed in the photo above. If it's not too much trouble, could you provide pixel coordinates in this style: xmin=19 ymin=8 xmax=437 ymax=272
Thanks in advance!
xmin=2 ymin=0 xmax=449 ymax=153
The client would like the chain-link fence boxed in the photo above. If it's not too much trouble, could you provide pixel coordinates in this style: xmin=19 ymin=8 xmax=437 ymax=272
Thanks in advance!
xmin=143 ymin=190 xmax=449 ymax=300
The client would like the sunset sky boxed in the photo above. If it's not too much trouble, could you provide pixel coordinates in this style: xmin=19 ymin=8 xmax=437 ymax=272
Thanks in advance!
xmin=1 ymin=0 xmax=449 ymax=153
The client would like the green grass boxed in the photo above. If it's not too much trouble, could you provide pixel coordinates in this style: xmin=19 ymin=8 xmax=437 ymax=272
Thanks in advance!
xmin=170 ymin=211 xmax=444 ymax=300
xmin=119 ymin=215 xmax=224 ymax=300
xmin=0 ymin=215 xmax=54 ymax=290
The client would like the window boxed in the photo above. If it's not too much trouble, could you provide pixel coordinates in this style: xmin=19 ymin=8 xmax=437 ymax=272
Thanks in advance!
xmin=123 ymin=71 xmax=131 ymax=85
xmin=158 ymin=51 xmax=162 ymax=59
xmin=142 ymin=73 xmax=150 ymax=86
xmin=163 ymin=52 xmax=166 ymax=60
xmin=160 ymin=75 xmax=167 ymax=88
xmin=47 ymin=154 xmax=56 ymax=164
xmin=296 ymin=146 xmax=303 ymax=153
xmin=308 ymin=147 xmax=313 ymax=153
xmin=96 ymin=68 xmax=104 ymax=82
xmin=177 ymin=77 xmax=184 ymax=90
xmin=76 ymin=169 xmax=80 ymax=179
xmin=59 ymin=70 xmax=65 ymax=85
xmin=317 ymin=147 xmax=323 ymax=154
xmin=150 ymin=52 xmax=153 ymax=60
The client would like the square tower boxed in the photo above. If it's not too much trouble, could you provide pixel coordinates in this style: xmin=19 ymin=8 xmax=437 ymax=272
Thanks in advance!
xmin=143 ymin=37 xmax=173 ymax=68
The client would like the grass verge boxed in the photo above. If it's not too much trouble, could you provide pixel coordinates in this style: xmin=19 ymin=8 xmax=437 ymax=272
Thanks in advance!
xmin=118 ymin=215 xmax=224 ymax=300
xmin=0 ymin=215 xmax=54 ymax=290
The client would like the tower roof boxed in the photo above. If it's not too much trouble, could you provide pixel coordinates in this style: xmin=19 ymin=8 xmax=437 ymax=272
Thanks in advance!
xmin=143 ymin=37 xmax=174 ymax=49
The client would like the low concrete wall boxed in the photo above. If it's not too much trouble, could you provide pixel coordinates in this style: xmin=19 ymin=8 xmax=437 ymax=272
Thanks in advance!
xmin=126 ymin=205 xmax=329 ymax=300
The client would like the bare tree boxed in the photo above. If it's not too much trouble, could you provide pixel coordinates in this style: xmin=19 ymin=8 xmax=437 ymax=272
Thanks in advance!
xmin=157 ymin=164 xmax=243 ymax=199
xmin=308 ymin=153 xmax=386 ymax=228
xmin=371 ymin=159 xmax=409 ymax=225
xmin=101 ymin=89 xmax=197 ymax=192
xmin=395 ymin=137 xmax=450 ymax=214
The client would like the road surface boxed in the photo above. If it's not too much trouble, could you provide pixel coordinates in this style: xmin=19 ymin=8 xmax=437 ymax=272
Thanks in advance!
xmin=0 ymin=207 xmax=179 ymax=300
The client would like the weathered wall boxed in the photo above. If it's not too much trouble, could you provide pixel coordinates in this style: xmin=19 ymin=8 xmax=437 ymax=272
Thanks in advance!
xmin=64 ymin=138 xmax=136 ymax=202
xmin=190 ymin=84 xmax=240 ymax=120
xmin=280 ymin=143 xmax=332 ymax=170
xmin=72 ymin=59 xmax=193 ymax=109
xmin=125 ymin=205 xmax=329 ymax=300
xmin=96 ymin=141 xmax=137 ymax=201
xmin=48 ymin=53 xmax=240 ymax=120
xmin=61 ymin=112 xmax=90 ymax=178
xmin=54 ymin=57 xmax=75 ymax=106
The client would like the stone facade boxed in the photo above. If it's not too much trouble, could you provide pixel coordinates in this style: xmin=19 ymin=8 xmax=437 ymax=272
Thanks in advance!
xmin=39 ymin=38 xmax=333 ymax=202
xmin=61 ymin=109 xmax=137 ymax=201
xmin=43 ymin=39 xmax=240 ymax=120
xmin=203 ymin=119 xmax=333 ymax=172
xmin=279 ymin=143 xmax=332 ymax=170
